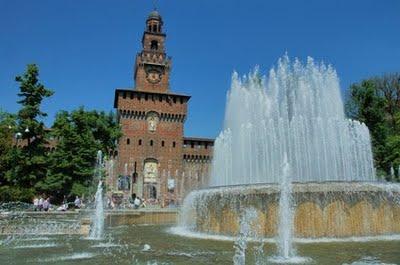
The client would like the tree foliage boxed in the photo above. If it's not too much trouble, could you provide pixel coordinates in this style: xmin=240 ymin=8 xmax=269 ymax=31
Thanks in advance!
xmin=7 ymin=64 xmax=53 ymax=190
xmin=345 ymin=73 xmax=400 ymax=181
xmin=0 ymin=64 xmax=121 ymax=202
xmin=39 ymin=108 xmax=121 ymax=199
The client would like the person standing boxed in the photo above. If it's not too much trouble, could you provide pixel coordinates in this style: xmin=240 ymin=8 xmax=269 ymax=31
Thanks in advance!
xmin=74 ymin=196 xmax=81 ymax=209
xmin=38 ymin=197 xmax=44 ymax=211
xmin=42 ymin=198 xmax=50 ymax=212
xmin=33 ymin=197 xmax=39 ymax=211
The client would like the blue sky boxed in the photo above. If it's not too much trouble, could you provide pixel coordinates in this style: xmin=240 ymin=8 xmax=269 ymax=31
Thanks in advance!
xmin=1 ymin=0 xmax=399 ymax=138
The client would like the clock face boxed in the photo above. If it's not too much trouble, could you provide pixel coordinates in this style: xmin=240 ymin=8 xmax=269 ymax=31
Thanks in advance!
xmin=146 ymin=69 xmax=162 ymax=84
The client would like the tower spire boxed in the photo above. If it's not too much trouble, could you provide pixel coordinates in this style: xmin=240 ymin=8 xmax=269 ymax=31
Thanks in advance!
xmin=152 ymin=0 xmax=158 ymax=11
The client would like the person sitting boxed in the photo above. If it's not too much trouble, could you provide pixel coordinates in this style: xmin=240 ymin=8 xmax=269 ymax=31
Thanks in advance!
xmin=56 ymin=203 xmax=68 ymax=211
xmin=134 ymin=197 xmax=141 ymax=209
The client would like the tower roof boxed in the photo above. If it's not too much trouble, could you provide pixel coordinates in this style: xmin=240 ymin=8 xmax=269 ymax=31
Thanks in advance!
xmin=148 ymin=10 xmax=162 ymax=21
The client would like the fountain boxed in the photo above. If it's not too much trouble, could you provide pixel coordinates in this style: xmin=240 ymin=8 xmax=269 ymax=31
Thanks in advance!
xmin=88 ymin=151 xmax=105 ymax=240
xmin=177 ymin=56 xmax=400 ymax=246
xmin=275 ymin=154 xmax=295 ymax=260
xmin=232 ymin=208 xmax=258 ymax=265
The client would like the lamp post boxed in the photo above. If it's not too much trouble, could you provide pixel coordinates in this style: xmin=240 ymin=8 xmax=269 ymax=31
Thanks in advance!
xmin=24 ymin=127 xmax=30 ymax=146
xmin=15 ymin=132 xmax=22 ymax=146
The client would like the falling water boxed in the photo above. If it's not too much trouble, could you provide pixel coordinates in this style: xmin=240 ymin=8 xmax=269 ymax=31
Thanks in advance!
xmin=88 ymin=150 xmax=104 ymax=240
xmin=210 ymin=55 xmax=375 ymax=186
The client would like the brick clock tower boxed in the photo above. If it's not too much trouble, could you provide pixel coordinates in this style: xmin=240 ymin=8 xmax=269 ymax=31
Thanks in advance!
xmin=112 ymin=10 xmax=213 ymax=206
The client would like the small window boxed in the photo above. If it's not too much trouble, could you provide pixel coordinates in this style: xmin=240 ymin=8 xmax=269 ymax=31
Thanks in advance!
xmin=152 ymin=24 xmax=157 ymax=32
xmin=173 ymin=141 xmax=176 ymax=148
xmin=151 ymin=40 xmax=158 ymax=50
xmin=123 ymin=92 xmax=126 ymax=99
xmin=205 ymin=144 xmax=208 ymax=149
xmin=148 ymin=25 xmax=151 ymax=31
xmin=138 ymin=139 xmax=142 ymax=146
xmin=191 ymin=142 xmax=194 ymax=148
xmin=127 ymin=138 xmax=130 ymax=145
xmin=161 ymin=141 xmax=165 ymax=147
xmin=150 ymin=140 xmax=153 ymax=146
xmin=145 ymin=94 xmax=148 ymax=101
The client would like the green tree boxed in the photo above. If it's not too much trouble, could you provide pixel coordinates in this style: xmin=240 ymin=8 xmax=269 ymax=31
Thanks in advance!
xmin=40 ymin=107 xmax=120 ymax=200
xmin=345 ymin=73 xmax=400 ymax=181
xmin=0 ymin=110 xmax=16 ymax=186
xmin=13 ymin=64 xmax=53 ymax=187
xmin=0 ymin=65 xmax=53 ymax=201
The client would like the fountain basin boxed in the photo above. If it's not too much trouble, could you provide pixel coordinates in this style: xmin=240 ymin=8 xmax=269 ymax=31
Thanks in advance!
xmin=182 ymin=182 xmax=400 ymax=238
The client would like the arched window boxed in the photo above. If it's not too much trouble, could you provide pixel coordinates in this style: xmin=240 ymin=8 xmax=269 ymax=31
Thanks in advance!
xmin=127 ymin=138 xmax=130 ymax=145
xmin=150 ymin=40 xmax=158 ymax=50
xmin=152 ymin=24 xmax=157 ymax=32
xmin=161 ymin=140 xmax=165 ymax=147
xmin=150 ymin=140 xmax=153 ymax=146
xmin=172 ymin=141 xmax=176 ymax=148
xmin=138 ymin=139 xmax=142 ymax=146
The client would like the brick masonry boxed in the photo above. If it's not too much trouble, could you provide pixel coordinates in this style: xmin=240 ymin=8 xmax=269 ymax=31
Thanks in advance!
xmin=111 ymin=10 xmax=213 ymax=206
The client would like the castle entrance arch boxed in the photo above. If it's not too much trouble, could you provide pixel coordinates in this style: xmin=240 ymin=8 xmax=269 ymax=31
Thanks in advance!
xmin=143 ymin=158 xmax=159 ymax=201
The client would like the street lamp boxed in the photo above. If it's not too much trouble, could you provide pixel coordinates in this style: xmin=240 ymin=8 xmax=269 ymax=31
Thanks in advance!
xmin=25 ymin=127 xmax=29 ymax=133
xmin=15 ymin=132 xmax=22 ymax=146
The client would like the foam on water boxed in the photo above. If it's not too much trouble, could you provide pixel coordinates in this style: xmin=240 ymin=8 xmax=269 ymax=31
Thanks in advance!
xmin=343 ymin=256 xmax=397 ymax=265
xmin=19 ymin=237 xmax=51 ymax=241
xmin=166 ymin=250 xmax=216 ymax=258
xmin=13 ymin=242 xmax=60 ymax=249
xmin=91 ymin=242 xmax=122 ymax=248
xmin=37 ymin=252 xmax=96 ymax=262
xmin=168 ymin=226 xmax=400 ymax=244
xmin=268 ymin=256 xmax=313 ymax=264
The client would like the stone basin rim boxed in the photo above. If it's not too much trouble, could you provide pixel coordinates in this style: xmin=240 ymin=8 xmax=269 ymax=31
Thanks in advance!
xmin=193 ymin=181 xmax=400 ymax=194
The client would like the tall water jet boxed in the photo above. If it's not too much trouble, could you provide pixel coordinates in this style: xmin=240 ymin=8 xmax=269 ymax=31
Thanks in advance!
xmin=88 ymin=150 xmax=104 ymax=240
xmin=269 ymin=155 xmax=311 ymax=264
xmin=277 ymin=154 xmax=294 ymax=259
xmin=233 ymin=208 xmax=259 ymax=265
